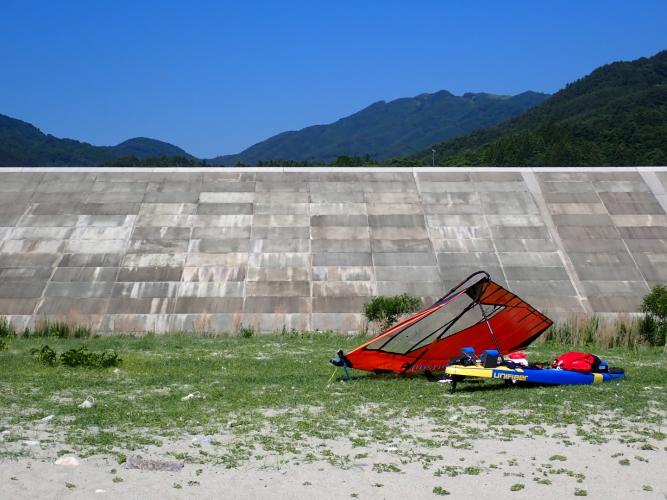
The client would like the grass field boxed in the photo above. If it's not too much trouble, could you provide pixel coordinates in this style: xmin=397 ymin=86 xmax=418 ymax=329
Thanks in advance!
xmin=1 ymin=333 xmax=665 ymax=459
xmin=0 ymin=333 xmax=665 ymax=497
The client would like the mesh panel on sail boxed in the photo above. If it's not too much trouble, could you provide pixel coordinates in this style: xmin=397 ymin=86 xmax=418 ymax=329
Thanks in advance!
xmin=366 ymin=292 xmax=480 ymax=354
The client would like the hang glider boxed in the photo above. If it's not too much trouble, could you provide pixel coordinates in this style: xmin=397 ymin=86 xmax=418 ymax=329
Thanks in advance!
xmin=332 ymin=271 xmax=553 ymax=374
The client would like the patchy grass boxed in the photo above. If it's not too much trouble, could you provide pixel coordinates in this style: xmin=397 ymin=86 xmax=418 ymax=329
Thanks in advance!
xmin=432 ymin=485 xmax=450 ymax=495
xmin=0 ymin=333 xmax=665 ymax=468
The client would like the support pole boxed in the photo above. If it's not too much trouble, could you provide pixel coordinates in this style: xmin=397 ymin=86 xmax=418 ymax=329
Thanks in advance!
xmin=478 ymin=301 xmax=504 ymax=362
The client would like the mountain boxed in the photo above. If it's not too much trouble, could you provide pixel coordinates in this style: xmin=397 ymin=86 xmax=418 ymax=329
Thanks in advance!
xmin=109 ymin=137 xmax=191 ymax=158
xmin=410 ymin=50 xmax=667 ymax=166
xmin=0 ymin=113 xmax=193 ymax=167
xmin=211 ymin=90 xmax=549 ymax=165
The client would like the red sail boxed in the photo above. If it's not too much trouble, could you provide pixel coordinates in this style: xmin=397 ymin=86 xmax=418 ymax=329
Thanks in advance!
xmin=344 ymin=271 xmax=552 ymax=374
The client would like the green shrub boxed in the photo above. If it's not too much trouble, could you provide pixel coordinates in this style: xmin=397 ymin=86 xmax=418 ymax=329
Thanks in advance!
xmin=640 ymin=285 xmax=667 ymax=346
xmin=30 ymin=345 xmax=58 ymax=366
xmin=31 ymin=344 xmax=121 ymax=368
xmin=0 ymin=338 xmax=7 ymax=352
xmin=0 ymin=317 xmax=17 ymax=338
xmin=238 ymin=325 xmax=255 ymax=338
xmin=364 ymin=293 xmax=421 ymax=330
xmin=60 ymin=346 xmax=122 ymax=368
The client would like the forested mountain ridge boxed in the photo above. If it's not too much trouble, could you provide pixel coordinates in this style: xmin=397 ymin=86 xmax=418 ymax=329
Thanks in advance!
xmin=4 ymin=50 xmax=664 ymax=168
xmin=0 ymin=113 xmax=193 ymax=167
xmin=408 ymin=50 xmax=667 ymax=166
xmin=211 ymin=90 xmax=548 ymax=165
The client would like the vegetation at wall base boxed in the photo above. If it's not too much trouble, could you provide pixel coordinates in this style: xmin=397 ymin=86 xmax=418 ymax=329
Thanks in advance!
xmin=541 ymin=316 xmax=664 ymax=349
xmin=0 ymin=317 xmax=17 ymax=338
xmin=363 ymin=293 xmax=422 ymax=330
xmin=640 ymin=284 xmax=667 ymax=347
xmin=26 ymin=319 xmax=93 ymax=339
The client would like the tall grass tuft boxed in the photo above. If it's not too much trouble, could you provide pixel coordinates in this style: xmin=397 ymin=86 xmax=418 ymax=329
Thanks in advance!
xmin=0 ymin=317 xmax=17 ymax=338
xmin=1 ymin=318 xmax=94 ymax=339
xmin=543 ymin=315 xmax=648 ymax=349
xmin=238 ymin=324 xmax=255 ymax=338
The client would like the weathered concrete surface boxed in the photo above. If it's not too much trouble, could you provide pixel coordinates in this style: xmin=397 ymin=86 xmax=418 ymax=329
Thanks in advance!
xmin=0 ymin=167 xmax=666 ymax=333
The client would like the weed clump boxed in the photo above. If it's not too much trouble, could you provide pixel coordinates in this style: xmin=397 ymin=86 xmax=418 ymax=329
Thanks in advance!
xmin=31 ymin=344 xmax=121 ymax=368
xmin=0 ymin=317 xmax=95 ymax=339
xmin=30 ymin=345 xmax=58 ymax=366
xmin=432 ymin=486 xmax=450 ymax=496
xmin=30 ymin=320 xmax=92 ymax=339
xmin=364 ymin=293 xmax=421 ymax=330
xmin=238 ymin=325 xmax=255 ymax=338
xmin=60 ymin=346 xmax=122 ymax=368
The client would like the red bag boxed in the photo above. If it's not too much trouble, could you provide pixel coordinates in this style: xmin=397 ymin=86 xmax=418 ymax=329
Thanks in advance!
xmin=552 ymin=352 xmax=601 ymax=373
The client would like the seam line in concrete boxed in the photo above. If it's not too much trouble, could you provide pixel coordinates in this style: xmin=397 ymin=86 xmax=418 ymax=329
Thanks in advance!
xmin=639 ymin=170 xmax=667 ymax=214
xmin=307 ymin=185 xmax=313 ymax=332
xmin=522 ymin=170 xmax=592 ymax=315
xmin=412 ymin=170 xmax=445 ymax=296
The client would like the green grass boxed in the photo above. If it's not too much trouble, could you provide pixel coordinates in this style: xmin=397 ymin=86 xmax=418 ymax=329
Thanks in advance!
xmin=0 ymin=333 xmax=665 ymax=466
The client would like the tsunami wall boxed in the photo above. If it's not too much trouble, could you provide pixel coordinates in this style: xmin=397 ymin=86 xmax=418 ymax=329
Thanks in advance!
xmin=0 ymin=167 xmax=666 ymax=333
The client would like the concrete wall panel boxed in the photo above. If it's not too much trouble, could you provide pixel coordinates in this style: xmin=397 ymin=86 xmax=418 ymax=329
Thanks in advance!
xmin=0 ymin=168 xmax=665 ymax=332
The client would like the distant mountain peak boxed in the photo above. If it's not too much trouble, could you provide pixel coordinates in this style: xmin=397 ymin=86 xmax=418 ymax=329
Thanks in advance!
xmin=212 ymin=89 xmax=548 ymax=165
xmin=411 ymin=49 xmax=667 ymax=167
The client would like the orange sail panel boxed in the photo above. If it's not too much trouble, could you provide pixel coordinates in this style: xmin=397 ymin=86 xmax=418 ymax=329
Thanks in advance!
xmin=343 ymin=272 xmax=552 ymax=374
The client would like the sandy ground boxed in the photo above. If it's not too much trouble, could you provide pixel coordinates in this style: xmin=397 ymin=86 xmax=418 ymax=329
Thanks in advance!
xmin=1 ymin=423 xmax=665 ymax=500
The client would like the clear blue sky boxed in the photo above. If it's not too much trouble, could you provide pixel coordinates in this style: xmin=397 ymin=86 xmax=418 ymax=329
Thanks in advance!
xmin=1 ymin=0 xmax=665 ymax=158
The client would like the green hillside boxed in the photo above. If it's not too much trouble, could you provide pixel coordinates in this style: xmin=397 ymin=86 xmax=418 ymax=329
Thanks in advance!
xmin=408 ymin=50 xmax=667 ymax=166
xmin=212 ymin=90 xmax=548 ymax=165
xmin=0 ymin=114 xmax=193 ymax=167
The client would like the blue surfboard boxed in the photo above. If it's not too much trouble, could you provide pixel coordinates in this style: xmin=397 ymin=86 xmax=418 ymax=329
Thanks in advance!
xmin=445 ymin=364 xmax=625 ymax=385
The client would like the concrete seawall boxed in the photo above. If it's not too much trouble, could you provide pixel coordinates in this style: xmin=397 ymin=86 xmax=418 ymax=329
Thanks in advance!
xmin=1 ymin=167 xmax=666 ymax=333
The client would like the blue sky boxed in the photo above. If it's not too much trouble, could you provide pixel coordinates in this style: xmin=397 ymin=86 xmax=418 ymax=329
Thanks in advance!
xmin=1 ymin=1 xmax=665 ymax=158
